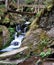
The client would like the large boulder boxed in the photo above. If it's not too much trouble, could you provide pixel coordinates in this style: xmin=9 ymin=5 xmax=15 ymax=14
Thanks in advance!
xmin=22 ymin=28 xmax=46 ymax=46
xmin=21 ymin=28 xmax=48 ymax=54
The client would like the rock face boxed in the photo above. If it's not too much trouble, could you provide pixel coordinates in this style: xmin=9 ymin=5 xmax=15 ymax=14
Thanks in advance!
xmin=0 ymin=25 xmax=10 ymax=49
xmin=22 ymin=28 xmax=47 ymax=52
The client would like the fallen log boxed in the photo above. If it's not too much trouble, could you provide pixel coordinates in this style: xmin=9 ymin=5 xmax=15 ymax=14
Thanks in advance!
xmin=0 ymin=46 xmax=28 ymax=59
xmin=0 ymin=58 xmax=25 ymax=64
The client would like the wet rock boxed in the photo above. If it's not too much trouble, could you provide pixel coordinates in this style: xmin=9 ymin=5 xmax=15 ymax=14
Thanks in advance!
xmin=47 ymin=27 xmax=54 ymax=38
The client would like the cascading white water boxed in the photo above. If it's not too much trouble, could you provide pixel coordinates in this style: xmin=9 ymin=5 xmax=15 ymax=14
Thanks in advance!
xmin=0 ymin=21 xmax=30 ymax=52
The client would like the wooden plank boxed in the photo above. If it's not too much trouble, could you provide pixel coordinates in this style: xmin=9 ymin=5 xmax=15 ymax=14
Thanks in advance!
xmin=0 ymin=46 xmax=28 ymax=58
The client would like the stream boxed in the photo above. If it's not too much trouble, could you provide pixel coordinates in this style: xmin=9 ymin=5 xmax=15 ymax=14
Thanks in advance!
xmin=0 ymin=21 xmax=30 ymax=52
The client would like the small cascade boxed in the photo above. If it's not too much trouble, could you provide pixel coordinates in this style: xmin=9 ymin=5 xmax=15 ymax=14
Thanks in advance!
xmin=14 ymin=32 xmax=18 ymax=39
xmin=16 ymin=24 xmax=21 ymax=33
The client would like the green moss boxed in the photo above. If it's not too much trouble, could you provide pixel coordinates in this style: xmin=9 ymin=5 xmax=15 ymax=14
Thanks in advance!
xmin=38 ymin=32 xmax=49 ymax=52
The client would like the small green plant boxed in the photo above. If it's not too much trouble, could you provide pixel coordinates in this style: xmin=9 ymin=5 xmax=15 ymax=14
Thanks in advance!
xmin=38 ymin=38 xmax=49 ymax=52
xmin=40 ymin=48 xmax=51 ymax=58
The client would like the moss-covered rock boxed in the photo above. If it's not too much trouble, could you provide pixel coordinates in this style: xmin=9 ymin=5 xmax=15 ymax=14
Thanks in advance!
xmin=0 ymin=25 xmax=10 ymax=49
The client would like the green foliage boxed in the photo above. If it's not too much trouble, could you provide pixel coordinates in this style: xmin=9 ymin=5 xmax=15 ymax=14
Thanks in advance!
xmin=3 ymin=17 xmax=10 ymax=24
xmin=38 ymin=38 xmax=49 ymax=51
xmin=8 ymin=27 xmax=15 ymax=35
xmin=40 ymin=48 xmax=51 ymax=58
xmin=26 ymin=7 xmax=34 ymax=12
